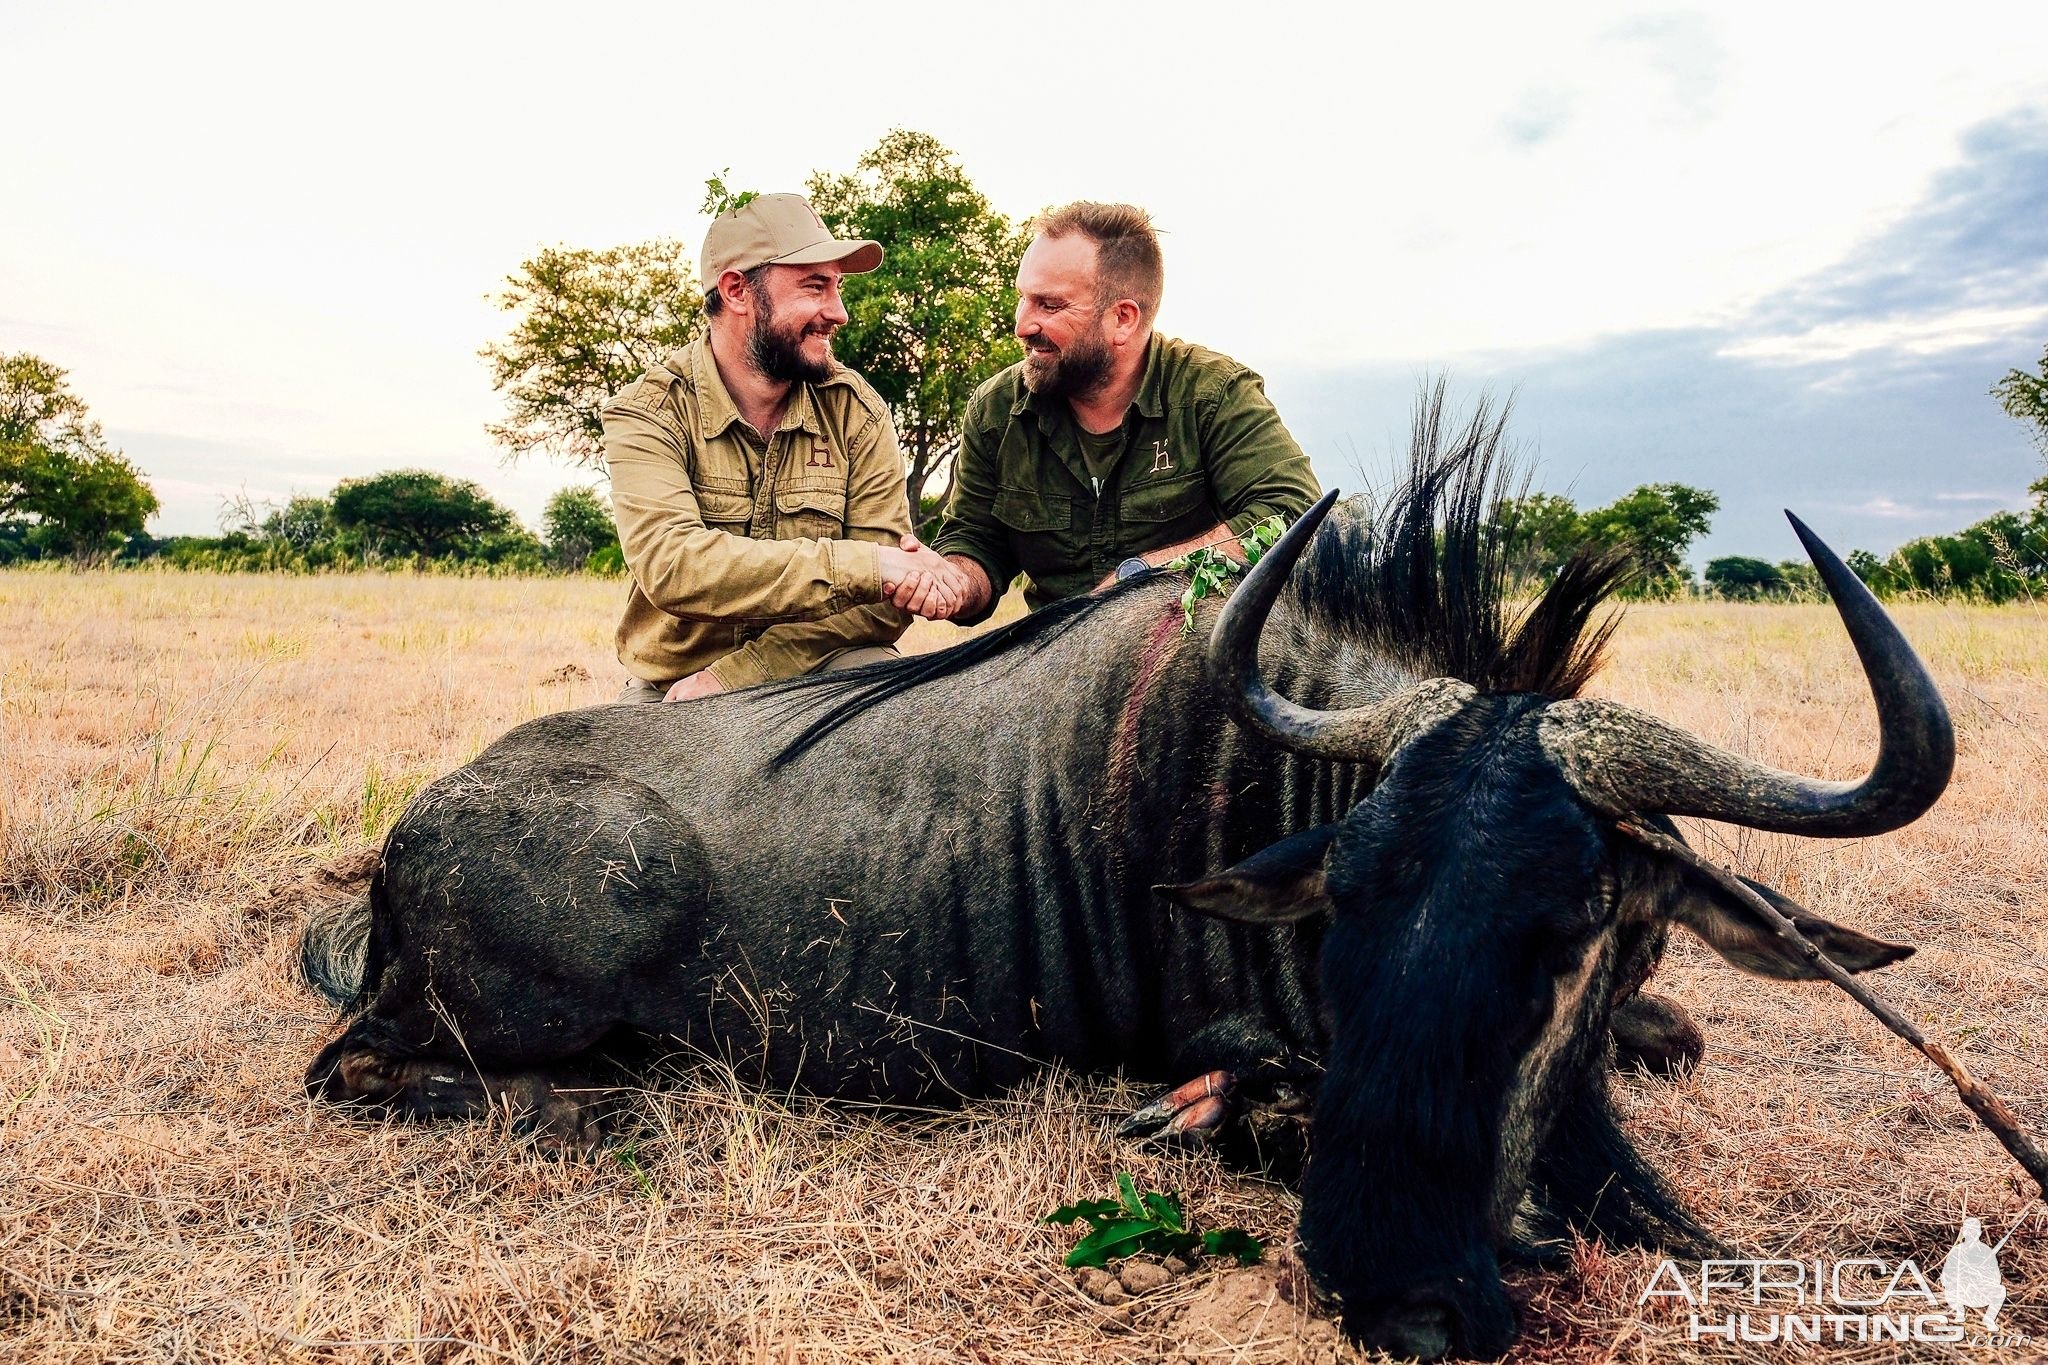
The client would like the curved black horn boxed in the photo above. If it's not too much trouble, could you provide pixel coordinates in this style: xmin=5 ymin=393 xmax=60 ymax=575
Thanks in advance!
xmin=1208 ymin=490 xmax=1475 ymax=763
xmin=1540 ymin=513 xmax=1953 ymax=837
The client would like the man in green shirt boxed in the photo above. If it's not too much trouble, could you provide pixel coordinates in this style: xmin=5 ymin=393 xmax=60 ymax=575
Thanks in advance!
xmin=925 ymin=201 xmax=1320 ymax=623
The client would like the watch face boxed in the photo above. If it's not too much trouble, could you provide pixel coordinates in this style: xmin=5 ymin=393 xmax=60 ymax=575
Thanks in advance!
xmin=1116 ymin=557 xmax=1150 ymax=582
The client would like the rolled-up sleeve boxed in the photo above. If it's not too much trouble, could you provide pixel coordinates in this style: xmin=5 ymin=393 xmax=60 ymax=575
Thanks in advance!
xmin=1201 ymin=370 xmax=1321 ymax=535
xmin=604 ymin=399 xmax=884 ymax=625
xmin=929 ymin=387 xmax=1019 ymax=627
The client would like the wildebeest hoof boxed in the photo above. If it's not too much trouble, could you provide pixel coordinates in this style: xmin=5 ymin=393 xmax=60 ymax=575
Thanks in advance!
xmin=508 ymin=1098 xmax=611 ymax=1160
xmin=518 ymin=1127 xmax=609 ymax=1162
xmin=1611 ymin=992 xmax=1705 ymax=1077
xmin=1118 ymin=1070 xmax=1237 ymax=1140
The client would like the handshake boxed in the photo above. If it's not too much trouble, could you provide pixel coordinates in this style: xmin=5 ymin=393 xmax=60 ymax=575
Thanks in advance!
xmin=876 ymin=533 xmax=984 ymax=621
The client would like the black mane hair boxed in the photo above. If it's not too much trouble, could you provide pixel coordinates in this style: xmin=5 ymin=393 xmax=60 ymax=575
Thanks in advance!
xmin=1292 ymin=381 xmax=1630 ymax=700
xmin=768 ymin=383 xmax=1629 ymax=766
xmin=767 ymin=586 xmax=1118 ymax=765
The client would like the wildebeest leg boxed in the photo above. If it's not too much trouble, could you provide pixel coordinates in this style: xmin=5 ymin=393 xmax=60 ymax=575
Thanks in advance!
xmin=1610 ymin=992 xmax=1705 ymax=1076
xmin=1606 ymin=915 xmax=1706 ymax=1075
xmin=1120 ymin=1017 xmax=1318 ymax=1178
xmin=1120 ymin=1070 xmax=1238 ymax=1138
xmin=307 ymin=1036 xmax=617 ymax=1157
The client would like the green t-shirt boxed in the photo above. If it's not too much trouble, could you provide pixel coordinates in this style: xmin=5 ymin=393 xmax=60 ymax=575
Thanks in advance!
xmin=1076 ymin=423 xmax=1125 ymax=485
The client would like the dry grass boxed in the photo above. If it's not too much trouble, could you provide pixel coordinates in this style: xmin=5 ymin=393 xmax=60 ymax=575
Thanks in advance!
xmin=3 ymin=569 xmax=2045 ymax=1362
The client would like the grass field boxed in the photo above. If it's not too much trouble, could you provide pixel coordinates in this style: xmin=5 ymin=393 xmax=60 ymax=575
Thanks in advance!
xmin=3 ymin=568 xmax=2045 ymax=1362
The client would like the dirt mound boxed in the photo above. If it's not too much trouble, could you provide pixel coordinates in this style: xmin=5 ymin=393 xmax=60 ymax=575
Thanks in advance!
xmin=1157 ymin=1247 xmax=1352 ymax=1363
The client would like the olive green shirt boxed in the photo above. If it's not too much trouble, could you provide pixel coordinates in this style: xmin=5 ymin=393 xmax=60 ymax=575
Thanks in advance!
xmin=602 ymin=336 xmax=911 ymax=690
xmin=932 ymin=333 xmax=1320 ymax=622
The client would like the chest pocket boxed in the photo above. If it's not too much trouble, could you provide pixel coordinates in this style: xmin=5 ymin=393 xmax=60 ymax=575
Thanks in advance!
xmin=777 ymin=486 xmax=847 ymax=538
xmin=993 ymin=486 xmax=1072 ymax=532
xmin=696 ymin=488 xmax=754 ymax=529
xmin=1120 ymin=471 xmax=1210 ymax=524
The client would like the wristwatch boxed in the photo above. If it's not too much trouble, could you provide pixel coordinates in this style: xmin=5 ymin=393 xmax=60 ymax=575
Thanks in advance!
xmin=1115 ymin=556 xmax=1151 ymax=582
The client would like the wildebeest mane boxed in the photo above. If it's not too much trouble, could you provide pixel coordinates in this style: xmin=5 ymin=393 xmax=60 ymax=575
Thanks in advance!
xmin=768 ymin=587 xmax=1114 ymax=765
xmin=769 ymin=383 xmax=1629 ymax=766
xmin=1291 ymin=382 xmax=1630 ymax=700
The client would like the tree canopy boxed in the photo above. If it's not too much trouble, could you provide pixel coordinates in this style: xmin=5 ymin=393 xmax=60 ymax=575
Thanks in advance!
xmin=0 ymin=352 xmax=158 ymax=562
xmin=1487 ymin=490 xmax=1584 ymax=582
xmin=806 ymin=130 xmax=1026 ymax=525
xmin=542 ymin=485 xmax=620 ymax=570
xmin=1 ymin=352 xmax=97 ymax=450
xmin=1851 ymin=475 xmax=2048 ymax=602
xmin=1704 ymin=556 xmax=1784 ymax=599
xmin=1488 ymin=482 xmax=1718 ymax=597
xmin=1579 ymin=483 xmax=1720 ymax=597
xmin=330 ymin=469 xmax=518 ymax=559
xmin=480 ymin=240 xmax=703 ymax=466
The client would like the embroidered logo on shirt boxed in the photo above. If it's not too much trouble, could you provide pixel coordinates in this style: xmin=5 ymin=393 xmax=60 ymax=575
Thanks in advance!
xmin=806 ymin=443 xmax=836 ymax=469
xmin=1150 ymin=440 xmax=1173 ymax=473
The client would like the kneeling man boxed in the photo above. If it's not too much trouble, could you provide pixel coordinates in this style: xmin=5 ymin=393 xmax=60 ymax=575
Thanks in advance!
xmin=928 ymin=201 xmax=1321 ymax=623
xmin=605 ymin=193 xmax=963 ymax=702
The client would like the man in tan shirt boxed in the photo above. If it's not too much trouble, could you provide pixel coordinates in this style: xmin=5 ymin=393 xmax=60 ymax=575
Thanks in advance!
xmin=604 ymin=194 xmax=965 ymax=702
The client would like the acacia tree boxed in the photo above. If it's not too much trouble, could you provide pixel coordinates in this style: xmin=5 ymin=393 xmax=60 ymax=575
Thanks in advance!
xmin=807 ymin=130 xmax=1025 ymax=526
xmin=480 ymin=241 xmax=703 ymax=466
xmin=331 ymin=469 xmax=516 ymax=559
xmin=1487 ymin=490 xmax=1584 ymax=582
xmin=0 ymin=353 xmax=158 ymax=561
xmin=1704 ymin=556 xmax=1785 ymax=599
xmin=1580 ymin=483 xmax=1719 ymax=597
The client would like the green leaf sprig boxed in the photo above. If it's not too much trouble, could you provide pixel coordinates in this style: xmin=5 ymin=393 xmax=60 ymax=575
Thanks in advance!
xmin=1041 ymin=1171 xmax=1265 ymax=1268
xmin=1163 ymin=515 xmax=1287 ymax=633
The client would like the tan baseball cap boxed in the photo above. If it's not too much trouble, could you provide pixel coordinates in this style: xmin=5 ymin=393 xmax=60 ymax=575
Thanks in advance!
xmin=701 ymin=193 xmax=883 ymax=292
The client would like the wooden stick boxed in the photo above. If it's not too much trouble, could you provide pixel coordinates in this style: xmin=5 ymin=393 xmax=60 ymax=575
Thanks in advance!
xmin=1621 ymin=821 xmax=2048 ymax=1198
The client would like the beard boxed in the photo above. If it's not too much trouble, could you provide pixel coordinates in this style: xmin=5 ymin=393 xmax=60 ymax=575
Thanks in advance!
xmin=746 ymin=291 xmax=835 ymax=385
xmin=1020 ymin=327 xmax=1113 ymax=399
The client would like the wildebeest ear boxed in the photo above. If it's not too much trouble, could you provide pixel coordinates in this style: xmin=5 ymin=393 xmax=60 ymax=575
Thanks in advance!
xmin=1666 ymin=862 xmax=1914 ymax=980
xmin=1154 ymin=824 xmax=1338 ymax=925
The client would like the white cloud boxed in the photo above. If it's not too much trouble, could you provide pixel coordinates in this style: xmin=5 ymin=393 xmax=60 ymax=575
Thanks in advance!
xmin=1720 ymin=304 xmax=2048 ymax=365
xmin=1847 ymin=497 xmax=1925 ymax=519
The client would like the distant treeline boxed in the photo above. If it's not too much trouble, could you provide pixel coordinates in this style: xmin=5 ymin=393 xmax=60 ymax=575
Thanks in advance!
xmin=0 ymin=468 xmax=622 ymax=576
xmin=1843 ymin=477 xmax=2048 ymax=603
xmin=1491 ymin=476 xmax=2048 ymax=603
xmin=8 ymin=325 xmax=2048 ymax=597
xmin=9 ymin=459 xmax=2048 ymax=602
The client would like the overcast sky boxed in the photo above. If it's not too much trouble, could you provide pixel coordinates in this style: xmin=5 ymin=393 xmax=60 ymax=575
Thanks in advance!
xmin=4 ymin=1 xmax=2045 ymax=562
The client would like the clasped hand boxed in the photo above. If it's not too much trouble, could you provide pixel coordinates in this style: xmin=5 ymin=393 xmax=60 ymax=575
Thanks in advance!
xmin=878 ymin=534 xmax=974 ymax=621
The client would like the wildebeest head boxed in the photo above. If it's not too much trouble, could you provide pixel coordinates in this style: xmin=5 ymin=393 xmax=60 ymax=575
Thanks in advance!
xmin=1161 ymin=491 xmax=1952 ymax=1360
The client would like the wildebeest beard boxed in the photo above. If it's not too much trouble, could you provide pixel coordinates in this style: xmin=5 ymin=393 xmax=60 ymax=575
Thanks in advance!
xmin=746 ymin=286 xmax=834 ymax=385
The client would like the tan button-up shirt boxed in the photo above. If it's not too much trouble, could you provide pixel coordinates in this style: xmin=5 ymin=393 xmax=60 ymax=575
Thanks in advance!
xmin=602 ymin=337 xmax=912 ymax=689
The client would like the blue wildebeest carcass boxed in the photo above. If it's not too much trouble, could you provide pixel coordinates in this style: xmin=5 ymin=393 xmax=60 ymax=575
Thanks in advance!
xmin=301 ymin=400 xmax=1951 ymax=1360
